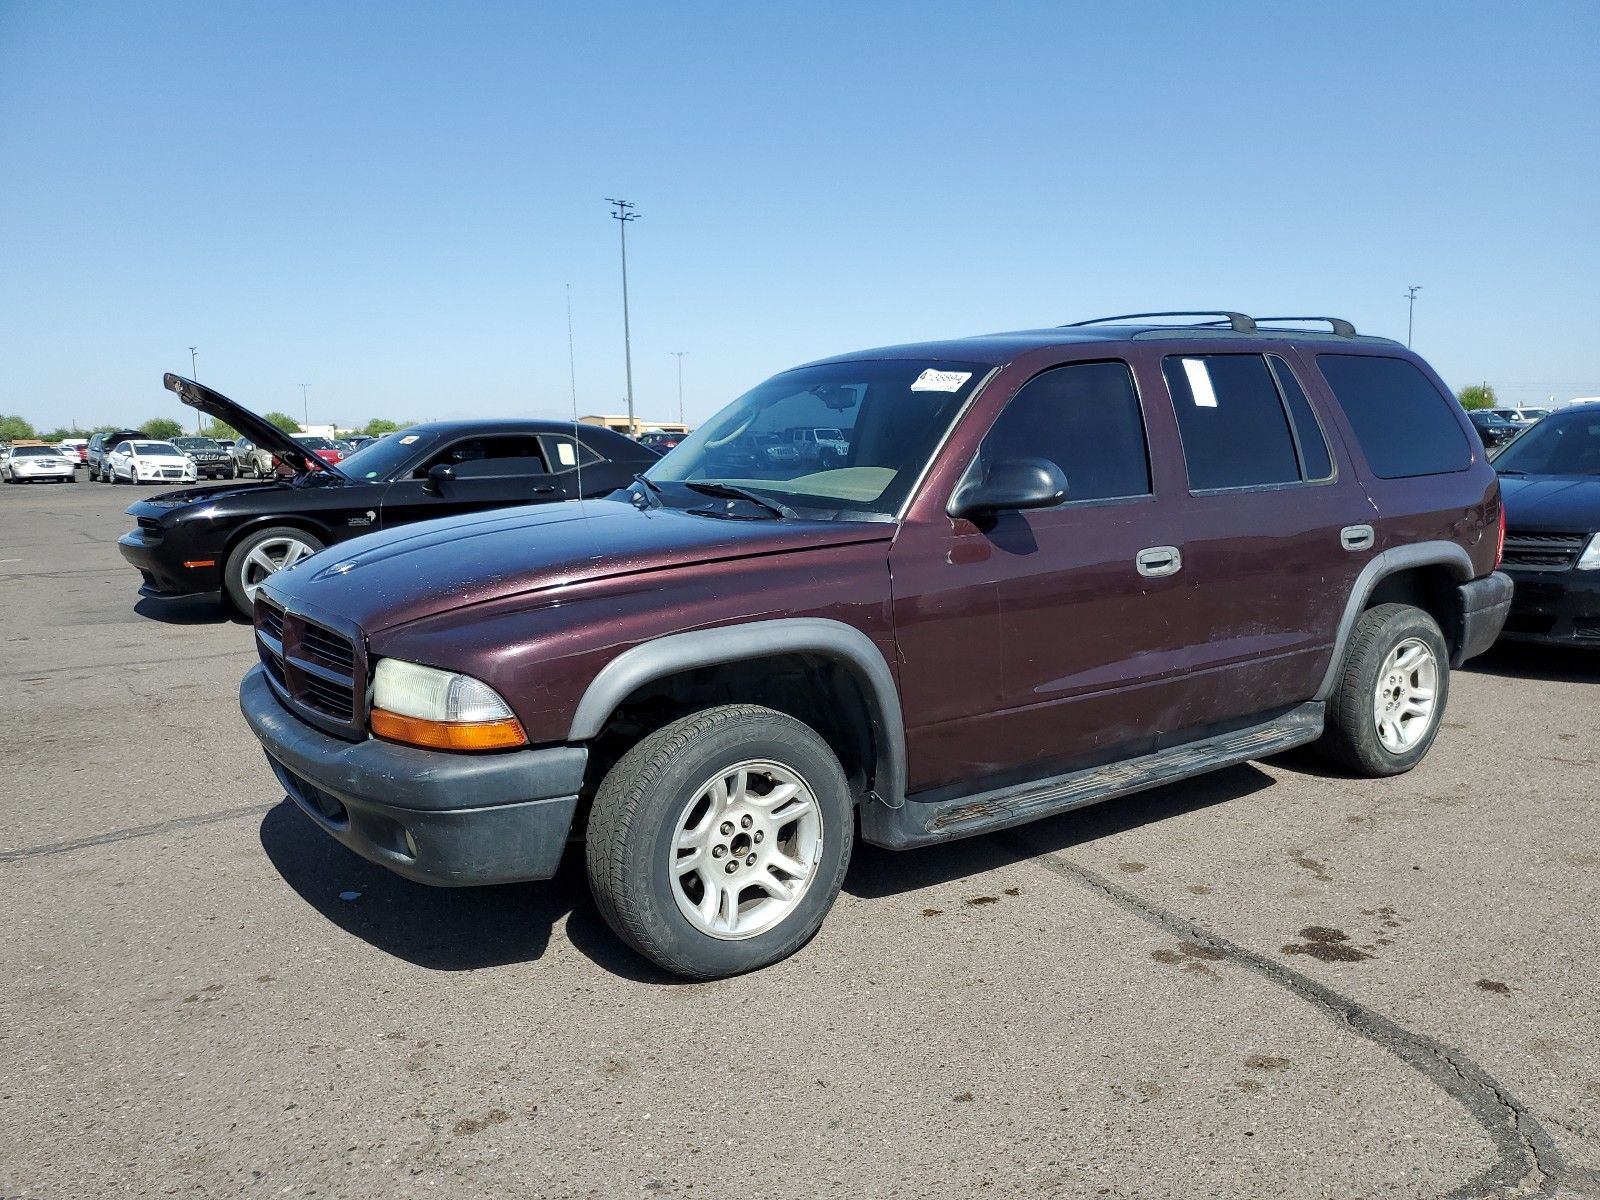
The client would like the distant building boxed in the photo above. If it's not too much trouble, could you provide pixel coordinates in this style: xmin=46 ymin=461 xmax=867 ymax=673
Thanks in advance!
xmin=580 ymin=414 xmax=691 ymax=435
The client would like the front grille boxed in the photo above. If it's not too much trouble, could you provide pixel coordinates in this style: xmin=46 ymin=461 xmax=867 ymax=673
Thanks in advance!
xmin=1502 ymin=531 xmax=1587 ymax=572
xmin=136 ymin=517 xmax=160 ymax=533
xmin=254 ymin=597 xmax=365 ymax=738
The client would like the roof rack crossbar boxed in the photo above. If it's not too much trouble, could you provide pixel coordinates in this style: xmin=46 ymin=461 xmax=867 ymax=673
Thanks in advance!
xmin=1065 ymin=310 xmax=1258 ymax=334
xmin=1252 ymin=316 xmax=1358 ymax=338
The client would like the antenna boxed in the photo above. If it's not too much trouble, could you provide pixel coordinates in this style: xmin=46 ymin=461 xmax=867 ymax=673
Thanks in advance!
xmin=567 ymin=282 xmax=582 ymax=504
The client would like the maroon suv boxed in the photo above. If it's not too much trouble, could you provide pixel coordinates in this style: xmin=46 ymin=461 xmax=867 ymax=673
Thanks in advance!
xmin=240 ymin=311 xmax=1511 ymax=978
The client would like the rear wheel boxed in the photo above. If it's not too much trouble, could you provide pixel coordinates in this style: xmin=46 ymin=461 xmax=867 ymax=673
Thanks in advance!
xmin=1318 ymin=603 xmax=1449 ymax=776
xmin=586 ymin=704 xmax=853 ymax=979
xmin=223 ymin=526 xmax=325 ymax=613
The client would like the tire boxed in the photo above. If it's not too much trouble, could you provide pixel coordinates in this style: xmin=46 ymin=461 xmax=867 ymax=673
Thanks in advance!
xmin=1318 ymin=603 xmax=1450 ymax=777
xmin=222 ymin=525 xmax=325 ymax=614
xmin=585 ymin=704 xmax=854 ymax=979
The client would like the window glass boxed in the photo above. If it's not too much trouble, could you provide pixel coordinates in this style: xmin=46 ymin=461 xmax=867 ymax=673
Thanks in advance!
xmin=421 ymin=436 xmax=548 ymax=476
xmin=1493 ymin=413 xmax=1600 ymax=476
xmin=975 ymin=361 xmax=1150 ymax=502
xmin=1164 ymin=355 xmax=1301 ymax=490
xmin=1267 ymin=355 xmax=1333 ymax=481
xmin=1315 ymin=355 xmax=1472 ymax=479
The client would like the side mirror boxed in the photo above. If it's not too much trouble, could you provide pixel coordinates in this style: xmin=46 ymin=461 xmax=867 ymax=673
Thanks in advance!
xmin=424 ymin=463 xmax=454 ymax=494
xmin=948 ymin=457 xmax=1068 ymax=520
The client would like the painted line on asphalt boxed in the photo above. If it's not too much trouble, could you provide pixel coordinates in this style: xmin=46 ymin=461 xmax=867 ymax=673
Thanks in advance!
xmin=1004 ymin=833 xmax=1600 ymax=1200
xmin=0 ymin=802 xmax=277 ymax=864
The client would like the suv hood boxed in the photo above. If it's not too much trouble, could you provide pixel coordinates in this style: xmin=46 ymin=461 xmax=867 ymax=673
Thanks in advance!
xmin=1498 ymin=474 xmax=1600 ymax=530
xmin=163 ymin=374 xmax=348 ymax=481
xmin=264 ymin=498 xmax=893 ymax=633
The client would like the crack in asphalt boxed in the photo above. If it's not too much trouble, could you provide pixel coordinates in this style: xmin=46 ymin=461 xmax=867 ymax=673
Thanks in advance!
xmin=0 ymin=803 xmax=276 ymax=864
xmin=1004 ymin=833 xmax=1600 ymax=1200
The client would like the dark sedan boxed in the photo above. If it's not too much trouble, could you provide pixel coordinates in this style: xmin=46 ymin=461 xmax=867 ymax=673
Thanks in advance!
xmin=1494 ymin=404 xmax=1600 ymax=644
xmin=1469 ymin=408 xmax=1521 ymax=449
xmin=118 ymin=374 xmax=658 ymax=613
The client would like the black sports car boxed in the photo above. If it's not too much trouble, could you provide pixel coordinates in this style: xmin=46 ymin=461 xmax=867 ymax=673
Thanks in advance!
xmin=1494 ymin=403 xmax=1600 ymax=644
xmin=118 ymin=374 xmax=658 ymax=612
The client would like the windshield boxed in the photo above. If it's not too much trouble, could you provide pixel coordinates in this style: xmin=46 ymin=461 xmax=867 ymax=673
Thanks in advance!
xmin=1495 ymin=413 xmax=1600 ymax=475
xmin=132 ymin=441 xmax=182 ymax=456
xmin=173 ymin=437 xmax=218 ymax=450
xmin=14 ymin=446 xmax=60 ymax=457
xmin=338 ymin=430 xmax=434 ymax=480
xmin=296 ymin=436 xmax=336 ymax=450
xmin=649 ymin=360 xmax=989 ymax=517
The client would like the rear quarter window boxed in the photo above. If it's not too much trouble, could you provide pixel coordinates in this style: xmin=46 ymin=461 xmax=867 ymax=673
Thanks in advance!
xmin=1315 ymin=355 xmax=1473 ymax=479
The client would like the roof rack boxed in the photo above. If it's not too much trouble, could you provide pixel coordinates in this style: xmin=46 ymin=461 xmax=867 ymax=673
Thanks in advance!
xmin=1252 ymin=316 xmax=1358 ymax=338
xmin=1066 ymin=310 xmax=1257 ymax=333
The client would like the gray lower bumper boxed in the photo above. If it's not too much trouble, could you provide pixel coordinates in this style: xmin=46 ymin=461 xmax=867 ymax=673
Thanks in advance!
xmin=239 ymin=665 xmax=586 ymax=886
xmin=1455 ymin=571 xmax=1514 ymax=665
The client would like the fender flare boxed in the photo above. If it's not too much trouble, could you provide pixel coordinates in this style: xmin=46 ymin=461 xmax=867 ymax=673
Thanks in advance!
xmin=567 ymin=617 xmax=907 ymax=807
xmin=1315 ymin=540 xmax=1474 ymax=700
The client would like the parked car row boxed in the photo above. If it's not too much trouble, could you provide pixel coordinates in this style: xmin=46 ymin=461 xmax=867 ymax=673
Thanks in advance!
xmin=1 ymin=442 xmax=78 ymax=483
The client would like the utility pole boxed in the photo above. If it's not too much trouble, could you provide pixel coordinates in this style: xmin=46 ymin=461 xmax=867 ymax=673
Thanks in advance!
xmin=190 ymin=346 xmax=201 ymax=432
xmin=299 ymin=383 xmax=310 ymax=431
xmin=606 ymin=198 xmax=640 ymax=434
xmin=671 ymin=351 xmax=687 ymax=425
xmin=1405 ymin=285 xmax=1421 ymax=348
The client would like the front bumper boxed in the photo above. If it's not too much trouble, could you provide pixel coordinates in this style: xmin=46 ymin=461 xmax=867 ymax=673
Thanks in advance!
xmin=1500 ymin=568 xmax=1600 ymax=645
xmin=10 ymin=464 xmax=75 ymax=480
xmin=239 ymin=665 xmax=586 ymax=886
xmin=118 ymin=527 xmax=221 ymax=597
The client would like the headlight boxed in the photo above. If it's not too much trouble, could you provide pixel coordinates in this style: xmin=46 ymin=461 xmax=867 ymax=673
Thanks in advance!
xmin=370 ymin=659 xmax=526 ymax=750
xmin=1577 ymin=533 xmax=1600 ymax=571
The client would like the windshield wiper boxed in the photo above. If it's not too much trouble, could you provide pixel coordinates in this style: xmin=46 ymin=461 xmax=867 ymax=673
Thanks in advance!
xmin=682 ymin=480 xmax=797 ymax=519
xmin=1496 ymin=468 xmax=1525 ymax=475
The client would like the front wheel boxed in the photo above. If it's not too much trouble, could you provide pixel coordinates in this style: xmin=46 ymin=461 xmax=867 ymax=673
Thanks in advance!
xmin=586 ymin=704 xmax=853 ymax=979
xmin=1318 ymin=603 xmax=1450 ymax=776
xmin=223 ymin=526 xmax=325 ymax=613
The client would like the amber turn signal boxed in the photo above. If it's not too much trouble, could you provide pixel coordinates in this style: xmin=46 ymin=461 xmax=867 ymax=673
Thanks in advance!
xmin=370 ymin=708 xmax=527 ymax=751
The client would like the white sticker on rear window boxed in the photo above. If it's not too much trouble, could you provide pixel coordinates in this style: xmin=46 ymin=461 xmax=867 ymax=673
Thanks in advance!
xmin=1182 ymin=358 xmax=1218 ymax=408
xmin=910 ymin=369 xmax=973 ymax=393
xmin=399 ymin=434 xmax=419 ymax=444
xmin=556 ymin=441 xmax=576 ymax=466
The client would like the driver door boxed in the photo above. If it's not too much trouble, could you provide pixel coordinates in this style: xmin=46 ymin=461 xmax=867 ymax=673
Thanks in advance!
xmin=378 ymin=434 xmax=571 ymax=526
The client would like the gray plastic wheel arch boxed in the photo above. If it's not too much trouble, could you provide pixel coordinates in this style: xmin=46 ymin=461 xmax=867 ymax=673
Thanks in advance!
xmin=1314 ymin=541 xmax=1474 ymax=701
xmin=567 ymin=617 xmax=907 ymax=808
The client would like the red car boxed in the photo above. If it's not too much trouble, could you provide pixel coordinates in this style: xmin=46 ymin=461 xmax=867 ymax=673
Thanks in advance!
xmin=271 ymin=435 xmax=344 ymax=475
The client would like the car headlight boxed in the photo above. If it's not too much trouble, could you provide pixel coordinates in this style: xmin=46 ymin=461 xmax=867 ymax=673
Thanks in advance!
xmin=370 ymin=658 xmax=526 ymax=750
xmin=1577 ymin=533 xmax=1600 ymax=571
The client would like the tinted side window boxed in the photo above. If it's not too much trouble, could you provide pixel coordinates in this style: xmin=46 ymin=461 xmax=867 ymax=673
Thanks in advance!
xmin=1163 ymin=355 xmax=1300 ymax=490
xmin=977 ymin=361 xmax=1150 ymax=502
xmin=1267 ymin=355 xmax=1334 ymax=481
xmin=421 ymin=436 xmax=548 ymax=477
xmin=1315 ymin=355 xmax=1473 ymax=479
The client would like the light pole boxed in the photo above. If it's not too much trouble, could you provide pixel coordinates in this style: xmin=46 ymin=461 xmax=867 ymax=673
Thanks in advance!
xmin=1405 ymin=285 xmax=1421 ymax=348
xmin=190 ymin=346 xmax=200 ymax=431
xmin=671 ymin=351 xmax=687 ymax=425
xmin=607 ymin=198 xmax=641 ymax=434
xmin=299 ymin=383 xmax=310 ymax=431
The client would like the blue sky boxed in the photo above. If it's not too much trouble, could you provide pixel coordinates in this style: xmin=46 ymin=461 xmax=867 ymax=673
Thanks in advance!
xmin=1 ymin=0 xmax=1596 ymax=431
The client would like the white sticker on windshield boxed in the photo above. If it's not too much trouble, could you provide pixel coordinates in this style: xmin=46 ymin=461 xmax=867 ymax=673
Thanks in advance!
xmin=399 ymin=434 xmax=420 ymax=444
xmin=1182 ymin=358 xmax=1218 ymax=408
xmin=910 ymin=368 xmax=973 ymax=393
xmin=556 ymin=441 xmax=576 ymax=466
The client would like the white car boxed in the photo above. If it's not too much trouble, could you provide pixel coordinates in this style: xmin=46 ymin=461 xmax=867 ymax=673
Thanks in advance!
xmin=2 ymin=444 xmax=78 ymax=484
xmin=106 ymin=440 xmax=198 ymax=486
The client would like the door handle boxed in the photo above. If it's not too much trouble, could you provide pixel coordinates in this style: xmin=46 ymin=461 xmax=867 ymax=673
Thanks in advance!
xmin=1135 ymin=546 xmax=1183 ymax=578
xmin=530 ymin=484 xmax=558 ymax=494
xmin=1340 ymin=524 xmax=1375 ymax=552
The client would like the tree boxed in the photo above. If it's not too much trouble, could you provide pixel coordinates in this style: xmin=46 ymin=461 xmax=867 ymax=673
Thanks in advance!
xmin=42 ymin=428 xmax=80 ymax=442
xmin=362 ymin=417 xmax=406 ymax=436
xmin=143 ymin=417 xmax=184 ymax=439
xmin=202 ymin=418 xmax=238 ymax=440
xmin=1458 ymin=383 xmax=1497 ymax=411
xmin=0 ymin=414 xmax=36 ymax=441
xmin=262 ymin=411 xmax=302 ymax=433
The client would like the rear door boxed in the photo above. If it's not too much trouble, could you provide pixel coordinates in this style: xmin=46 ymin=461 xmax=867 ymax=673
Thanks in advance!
xmin=1148 ymin=346 xmax=1375 ymax=743
xmin=378 ymin=434 xmax=570 ymax=526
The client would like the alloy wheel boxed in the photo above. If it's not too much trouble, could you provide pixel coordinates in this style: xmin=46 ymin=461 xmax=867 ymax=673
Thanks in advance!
xmin=668 ymin=760 xmax=823 ymax=940
xmin=239 ymin=536 xmax=317 ymax=604
xmin=1373 ymin=637 xmax=1438 ymax=753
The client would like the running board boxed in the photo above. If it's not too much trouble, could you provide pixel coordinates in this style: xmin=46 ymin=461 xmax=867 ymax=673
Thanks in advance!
xmin=863 ymin=702 xmax=1324 ymax=849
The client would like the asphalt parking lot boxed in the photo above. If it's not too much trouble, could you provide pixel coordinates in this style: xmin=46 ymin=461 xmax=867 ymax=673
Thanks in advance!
xmin=1 ymin=477 xmax=1597 ymax=1200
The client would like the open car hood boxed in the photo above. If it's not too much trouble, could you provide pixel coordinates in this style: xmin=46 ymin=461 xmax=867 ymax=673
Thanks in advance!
xmin=163 ymin=374 xmax=349 ymax=481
